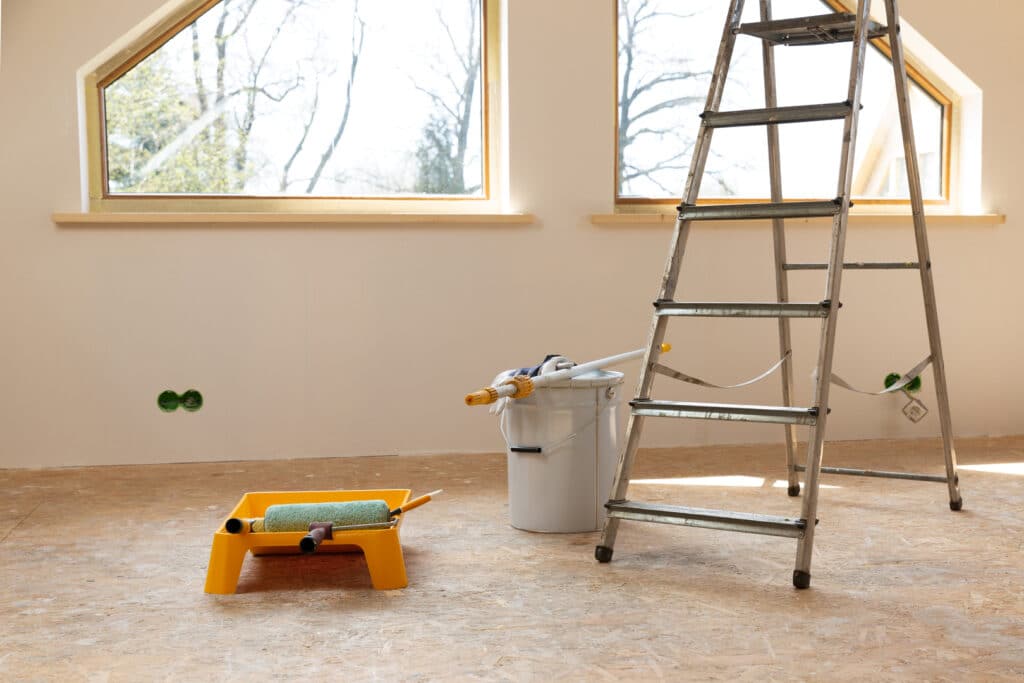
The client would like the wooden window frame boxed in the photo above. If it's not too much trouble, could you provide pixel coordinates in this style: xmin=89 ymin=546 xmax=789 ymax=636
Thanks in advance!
xmin=81 ymin=0 xmax=502 ymax=214
xmin=613 ymin=0 xmax=954 ymax=209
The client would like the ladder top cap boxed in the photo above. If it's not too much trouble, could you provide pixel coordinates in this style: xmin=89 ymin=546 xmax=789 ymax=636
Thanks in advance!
xmin=736 ymin=13 xmax=887 ymax=46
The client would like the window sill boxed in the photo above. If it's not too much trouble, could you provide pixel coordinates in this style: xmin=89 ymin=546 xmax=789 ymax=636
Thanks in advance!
xmin=590 ymin=211 xmax=1005 ymax=227
xmin=52 ymin=211 xmax=536 ymax=226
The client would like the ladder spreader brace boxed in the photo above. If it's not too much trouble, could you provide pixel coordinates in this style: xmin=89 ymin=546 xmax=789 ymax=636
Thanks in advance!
xmin=596 ymin=0 xmax=963 ymax=589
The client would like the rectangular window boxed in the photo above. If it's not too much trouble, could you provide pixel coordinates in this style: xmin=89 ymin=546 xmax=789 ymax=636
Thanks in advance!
xmin=616 ymin=0 xmax=950 ymax=204
xmin=97 ymin=0 xmax=490 ymax=201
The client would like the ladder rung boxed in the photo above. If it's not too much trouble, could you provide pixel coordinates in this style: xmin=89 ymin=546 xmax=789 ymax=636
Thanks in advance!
xmin=654 ymin=301 xmax=830 ymax=318
xmin=784 ymin=261 xmax=920 ymax=271
xmin=794 ymin=464 xmax=948 ymax=483
xmin=678 ymin=200 xmax=841 ymax=221
xmin=736 ymin=13 xmax=888 ymax=46
xmin=702 ymin=102 xmax=852 ymax=128
xmin=606 ymin=501 xmax=807 ymax=538
xmin=631 ymin=399 xmax=819 ymax=426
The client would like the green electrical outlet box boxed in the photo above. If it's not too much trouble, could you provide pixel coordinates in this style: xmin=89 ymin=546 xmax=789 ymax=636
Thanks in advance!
xmin=884 ymin=372 xmax=922 ymax=393
xmin=158 ymin=390 xmax=180 ymax=412
xmin=158 ymin=389 xmax=203 ymax=412
xmin=181 ymin=389 xmax=203 ymax=412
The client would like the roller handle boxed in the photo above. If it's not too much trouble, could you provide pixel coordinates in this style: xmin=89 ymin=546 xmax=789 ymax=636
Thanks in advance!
xmin=465 ymin=386 xmax=500 ymax=406
xmin=464 ymin=344 xmax=671 ymax=406
xmin=465 ymin=382 xmax=519 ymax=406
xmin=225 ymin=517 xmax=254 ymax=534
xmin=390 ymin=489 xmax=443 ymax=516
xmin=300 ymin=522 xmax=334 ymax=553
xmin=465 ymin=376 xmax=533 ymax=406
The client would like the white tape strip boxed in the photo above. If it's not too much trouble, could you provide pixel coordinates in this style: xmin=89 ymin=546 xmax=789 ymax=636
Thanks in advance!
xmin=652 ymin=351 xmax=791 ymax=390
xmin=830 ymin=355 xmax=932 ymax=396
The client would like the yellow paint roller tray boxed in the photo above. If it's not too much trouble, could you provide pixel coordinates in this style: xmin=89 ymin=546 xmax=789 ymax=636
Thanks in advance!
xmin=205 ymin=489 xmax=411 ymax=594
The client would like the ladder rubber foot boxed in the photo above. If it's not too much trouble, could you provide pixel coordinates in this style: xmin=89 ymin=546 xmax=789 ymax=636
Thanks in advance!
xmin=787 ymin=484 xmax=801 ymax=497
xmin=793 ymin=570 xmax=811 ymax=589
xmin=595 ymin=545 xmax=614 ymax=563
xmin=949 ymin=498 xmax=963 ymax=511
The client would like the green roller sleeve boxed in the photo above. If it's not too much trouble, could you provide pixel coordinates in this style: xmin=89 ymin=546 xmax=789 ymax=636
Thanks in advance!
xmin=262 ymin=500 xmax=391 ymax=532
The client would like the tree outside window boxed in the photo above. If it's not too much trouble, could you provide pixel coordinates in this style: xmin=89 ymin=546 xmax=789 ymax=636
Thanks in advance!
xmin=102 ymin=0 xmax=486 ymax=198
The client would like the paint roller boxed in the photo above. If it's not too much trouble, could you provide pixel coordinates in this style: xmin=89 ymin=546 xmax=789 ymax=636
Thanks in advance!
xmin=224 ymin=490 xmax=442 ymax=553
xmin=464 ymin=344 xmax=671 ymax=405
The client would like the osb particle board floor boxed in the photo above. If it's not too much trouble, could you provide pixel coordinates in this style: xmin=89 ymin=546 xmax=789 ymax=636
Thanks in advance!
xmin=1 ymin=437 xmax=1023 ymax=681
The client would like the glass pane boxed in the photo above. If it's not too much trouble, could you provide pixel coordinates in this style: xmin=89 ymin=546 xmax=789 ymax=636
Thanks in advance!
xmin=617 ymin=0 xmax=945 ymax=200
xmin=104 ymin=0 xmax=485 ymax=197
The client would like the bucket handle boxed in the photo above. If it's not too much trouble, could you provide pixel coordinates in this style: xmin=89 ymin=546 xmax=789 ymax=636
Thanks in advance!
xmin=500 ymin=406 xmax=608 ymax=456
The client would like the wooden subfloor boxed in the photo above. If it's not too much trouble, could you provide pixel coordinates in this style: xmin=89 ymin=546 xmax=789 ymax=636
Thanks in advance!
xmin=2 ymin=437 xmax=1023 ymax=680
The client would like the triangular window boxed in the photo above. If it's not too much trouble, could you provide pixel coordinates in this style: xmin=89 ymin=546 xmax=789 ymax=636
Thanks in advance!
xmin=98 ymin=0 xmax=488 ymax=198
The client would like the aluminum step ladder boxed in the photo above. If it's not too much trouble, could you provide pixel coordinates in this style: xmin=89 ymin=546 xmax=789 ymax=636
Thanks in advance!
xmin=596 ymin=0 xmax=963 ymax=589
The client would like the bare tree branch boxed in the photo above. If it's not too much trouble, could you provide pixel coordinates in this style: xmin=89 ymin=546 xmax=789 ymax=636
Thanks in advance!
xmin=413 ymin=0 xmax=481 ymax=194
xmin=630 ymin=95 xmax=704 ymax=123
xmin=307 ymin=1 xmax=364 ymax=193
xmin=233 ymin=2 xmax=304 ymax=176
xmin=617 ymin=0 xmax=718 ymax=196
xmin=437 ymin=7 xmax=470 ymax=74
xmin=223 ymin=0 xmax=258 ymax=40
xmin=413 ymin=85 xmax=461 ymax=122
xmin=280 ymin=83 xmax=319 ymax=191
xmin=190 ymin=24 xmax=208 ymax=113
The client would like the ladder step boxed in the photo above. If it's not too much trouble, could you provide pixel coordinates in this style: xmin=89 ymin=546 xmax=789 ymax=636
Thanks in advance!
xmin=606 ymin=501 xmax=807 ymax=538
xmin=794 ymin=464 xmax=948 ymax=483
xmin=736 ymin=13 xmax=888 ymax=46
xmin=678 ymin=199 xmax=842 ymax=221
xmin=702 ymin=102 xmax=852 ymax=128
xmin=784 ymin=261 xmax=920 ymax=271
xmin=631 ymin=399 xmax=819 ymax=426
xmin=654 ymin=301 xmax=830 ymax=318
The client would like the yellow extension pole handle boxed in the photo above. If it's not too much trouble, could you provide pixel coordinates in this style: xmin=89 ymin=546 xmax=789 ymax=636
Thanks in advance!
xmin=464 ymin=374 xmax=535 ymax=405
xmin=465 ymin=387 xmax=499 ymax=406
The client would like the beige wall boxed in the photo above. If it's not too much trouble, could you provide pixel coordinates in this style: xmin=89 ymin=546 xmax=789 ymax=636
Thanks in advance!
xmin=0 ymin=0 xmax=1019 ymax=468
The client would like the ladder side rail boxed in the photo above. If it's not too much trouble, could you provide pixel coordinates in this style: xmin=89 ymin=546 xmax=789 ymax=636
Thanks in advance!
xmin=793 ymin=0 xmax=874 ymax=588
xmin=759 ymin=0 xmax=801 ymax=496
xmin=883 ymin=0 xmax=962 ymax=509
xmin=599 ymin=0 xmax=747 ymax=558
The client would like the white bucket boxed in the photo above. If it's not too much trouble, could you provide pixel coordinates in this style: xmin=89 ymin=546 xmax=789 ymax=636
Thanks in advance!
xmin=500 ymin=369 xmax=625 ymax=533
